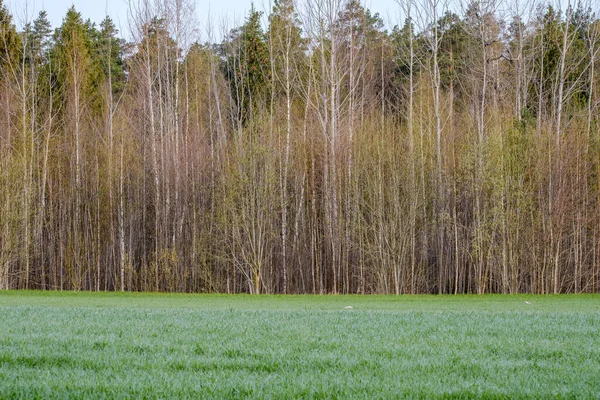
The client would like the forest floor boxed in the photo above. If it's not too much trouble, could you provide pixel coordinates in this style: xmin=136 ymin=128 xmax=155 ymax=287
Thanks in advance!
xmin=0 ymin=292 xmax=599 ymax=398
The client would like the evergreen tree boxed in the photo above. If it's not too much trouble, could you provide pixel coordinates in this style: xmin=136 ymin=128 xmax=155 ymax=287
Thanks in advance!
xmin=31 ymin=11 xmax=52 ymax=63
xmin=98 ymin=16 xmax=126 ymax=95
xmin=0 ymin=0 xmax=19 ymax=78
xmin=223 ymin=4 xmax=271 ymax=126
xmin=268 ymin=0 xmax=305 ymax=97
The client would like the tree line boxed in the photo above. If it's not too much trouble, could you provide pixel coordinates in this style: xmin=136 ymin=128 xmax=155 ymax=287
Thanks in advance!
xmin=1 ymin=0 xmax=599 ymax=294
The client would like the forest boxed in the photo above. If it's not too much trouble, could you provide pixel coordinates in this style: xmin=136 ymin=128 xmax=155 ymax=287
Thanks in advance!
xmin=0 ymin=0 xmax=599 ymax=294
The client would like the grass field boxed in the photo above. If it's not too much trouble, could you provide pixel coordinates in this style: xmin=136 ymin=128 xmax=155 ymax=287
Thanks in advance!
xmin=1 ymin=292 xmax=599 ymax=398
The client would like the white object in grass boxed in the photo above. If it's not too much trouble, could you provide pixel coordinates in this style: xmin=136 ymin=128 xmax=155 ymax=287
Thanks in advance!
xmin=524 ymin=301 xmax=532 ymax=305
xmin=345 ymin=306 xmax=353 ymax=309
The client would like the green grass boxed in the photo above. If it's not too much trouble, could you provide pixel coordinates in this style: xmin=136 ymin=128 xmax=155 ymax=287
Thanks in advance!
xmin=1 ymin=292 xmax=599 ymax=398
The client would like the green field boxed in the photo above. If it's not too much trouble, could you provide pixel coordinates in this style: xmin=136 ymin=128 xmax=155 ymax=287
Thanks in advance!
xmin=1 ymin=292 xmax=599 ymax=398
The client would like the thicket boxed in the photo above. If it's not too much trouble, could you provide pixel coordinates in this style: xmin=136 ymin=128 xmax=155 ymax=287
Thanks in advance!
xmin=1 ymin=0 xmax=599 ymax=294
